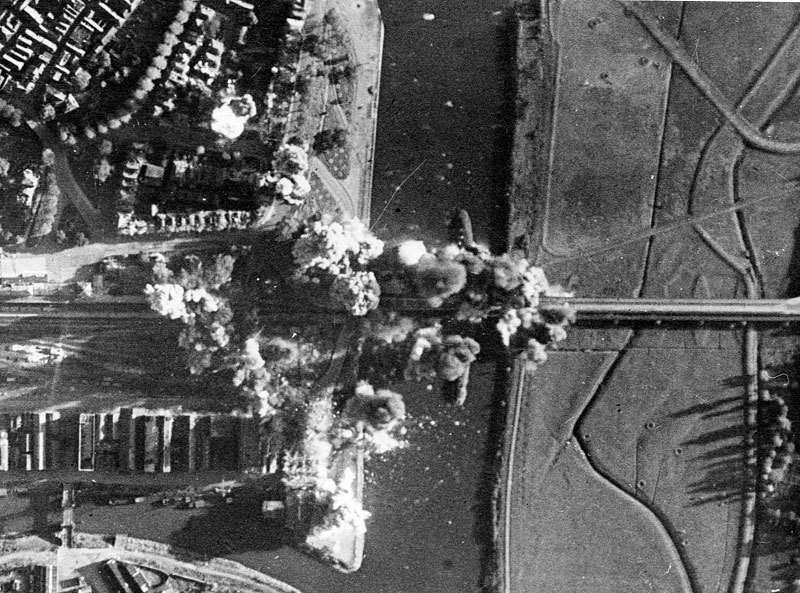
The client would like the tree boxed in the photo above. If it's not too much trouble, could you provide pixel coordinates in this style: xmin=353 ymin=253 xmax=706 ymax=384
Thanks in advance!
xmin=41 ymin=104 xmax=56 ymax=121
xmin=99 ymin=139 xmax=113 ymax=156
xmin=137 ymin=77 xmax=155 ymax=92
xmin=313 ymin=128 xmax=348 ymax=153
xmin=98 ymin=50 xmax=112 ymax=69
xmin=329 ymin=64 xmax=353 ymax=84
xmin=169 ymin=22 xmax=184 ymax=36
xmin=73 ymin=68 xmax=92 ymax=91
xmin=31 ymin=176 xmax=60 ymax=238
xmin=41 ymin=149 xmax=56 ymax=167
xmin=301 ymin=34 xmax=320 ymax=54
xmin=94 ymin=158 xmax=113 ymax=184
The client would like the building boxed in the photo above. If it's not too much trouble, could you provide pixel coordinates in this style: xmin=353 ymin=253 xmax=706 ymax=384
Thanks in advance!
xmin=117 ymin=407 xmax=135 ymax=471
xmin=0 ymin=408 xmax=261 ymax=474
xmin=102 ymin=560 xmax=133 ymax=593
xmin=141 ymin=415 xmax=158 ymax=473
xmin=77 ymin=413 xmax=96 ymax=471
xmin=0 ymin=412 xmax=60 ymax=471
xmin=30 ymin=565 xmax=57 ymax=593
xmin=0 ymin=255 xmax=48 ymax=284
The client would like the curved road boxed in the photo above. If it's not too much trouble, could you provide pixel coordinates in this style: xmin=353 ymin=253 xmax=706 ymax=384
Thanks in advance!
xmin=29 ymin=123 xmax=106 ymax=237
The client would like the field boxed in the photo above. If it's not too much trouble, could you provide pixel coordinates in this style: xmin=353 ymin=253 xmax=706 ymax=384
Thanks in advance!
xmin=504 ymin=1 xmax=800 ymax=591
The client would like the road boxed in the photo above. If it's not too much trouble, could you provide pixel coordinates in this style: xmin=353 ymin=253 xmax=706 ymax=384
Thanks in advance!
xmin=502 ymin=2 xmax=800 ymax=593
xmin=30 ymin=123 xmax=106 ymax=237
xmin=0 ymin=545 xmax=302 ymax=593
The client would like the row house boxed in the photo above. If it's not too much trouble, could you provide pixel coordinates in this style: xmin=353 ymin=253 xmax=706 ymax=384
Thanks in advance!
xmin=0 ymin=408 xmax=262 ymax=474
xmin=0 ymin=412 xmax=64 ymax=472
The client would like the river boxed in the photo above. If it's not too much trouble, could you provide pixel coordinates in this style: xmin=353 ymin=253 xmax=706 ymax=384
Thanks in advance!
xmin=369 ymin=0 xmax=514 ymax=252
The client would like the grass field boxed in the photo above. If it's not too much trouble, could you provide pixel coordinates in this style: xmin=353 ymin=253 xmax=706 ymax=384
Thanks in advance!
xmin=577 ymin=327 xmax=746 ymax=592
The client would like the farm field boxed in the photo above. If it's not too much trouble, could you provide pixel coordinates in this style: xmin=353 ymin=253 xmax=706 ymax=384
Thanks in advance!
xmin=503 ymin=1 xmax=800 ymax=592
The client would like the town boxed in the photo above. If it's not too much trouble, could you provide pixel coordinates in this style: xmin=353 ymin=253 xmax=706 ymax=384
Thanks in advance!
xmin=0 ymin=0 xmax=381 ymax=589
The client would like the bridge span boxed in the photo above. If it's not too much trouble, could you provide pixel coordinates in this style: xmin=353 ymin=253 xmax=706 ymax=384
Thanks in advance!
xmin=3 ymin=296 xmax=800 ymax=323
xmin=544 ymin=297 xmax=800 ymax=323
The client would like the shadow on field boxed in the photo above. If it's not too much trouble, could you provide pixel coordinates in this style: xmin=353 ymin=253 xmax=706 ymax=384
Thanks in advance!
xmin=669 ymin=391 xmax=747 ymax=506
xmin=769 ymin=554 xmax=800 ymax=588
xmin=670 ymin=394 xmax=742 ymax=418
xmin=168 ymin=481 xmax=288 ymax=557
xmin=682 ymin=417 xmax=746 ymax=506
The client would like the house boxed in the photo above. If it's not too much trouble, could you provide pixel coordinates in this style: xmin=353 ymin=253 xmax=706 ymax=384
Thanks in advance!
xmin=142 ymin=163 xmax=165 ymax=184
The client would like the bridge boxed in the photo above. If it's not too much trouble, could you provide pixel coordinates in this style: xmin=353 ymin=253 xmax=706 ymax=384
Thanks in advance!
xmin=550 ymin=297 xmax=800 ymax=323
xmin=3 ymin=296 xmax=800 ymax=323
